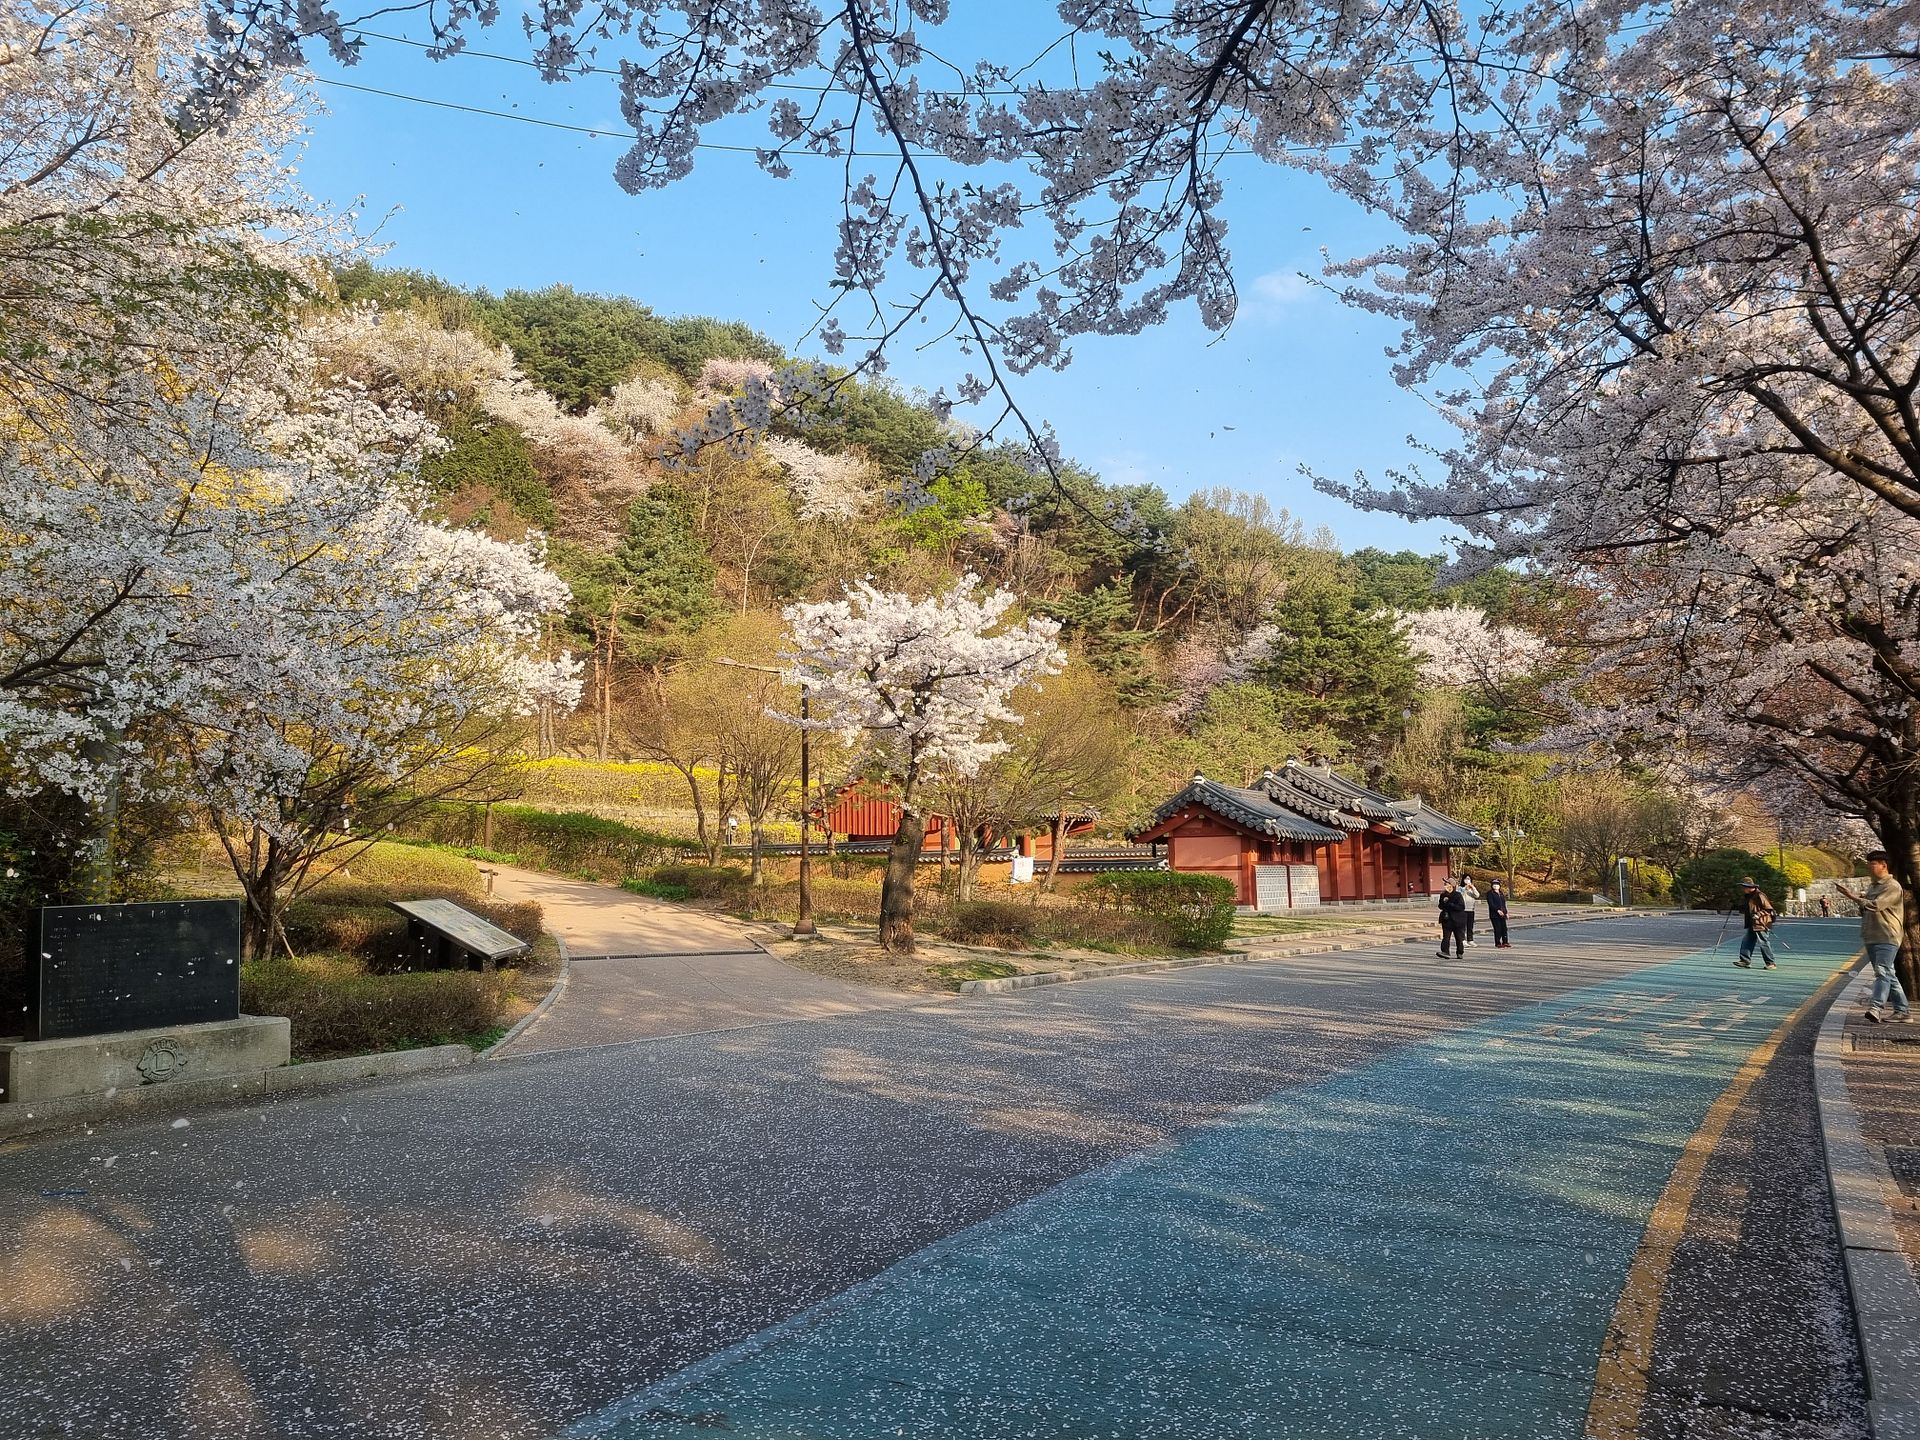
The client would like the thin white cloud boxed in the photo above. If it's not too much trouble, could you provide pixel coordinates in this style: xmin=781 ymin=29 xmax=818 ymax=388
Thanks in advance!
xmin=1097 ymin=450 xmax=1157 ymax=487
xmin=1243 ymin=266 xmax=1321 ymax=321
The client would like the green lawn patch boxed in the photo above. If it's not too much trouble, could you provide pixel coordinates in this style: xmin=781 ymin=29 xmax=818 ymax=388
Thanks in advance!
xmin=928 ymin=958 xmax=1023 ymax=991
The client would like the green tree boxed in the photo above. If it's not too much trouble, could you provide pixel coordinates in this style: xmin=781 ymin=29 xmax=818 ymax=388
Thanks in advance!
xmin=1345 ymin=548 xmax=1443 ymax=614
xmin=1038 ymin=584 xmax=1168 ymax=708
xmin=1677 ymin=849 xmax=1790 ymax=912
xmin=418 ymin=406 xmax=553 ymax=530
xmin=484 ymin=286 xmax=665 ymax=411
xmin=611 ymin=486 xmax=718 ymax=660
xmin=1177 ymin=683 xmax=1345 ymax=789
xmin=1255 ymin=587 xmax=1419 ymax=744
xmin=896 ymin=472 xmax=989 ymax=558
xmin=554 ymin=489 xmax=717 ymax=759
xmin=797 ymin=378 xmax=952 ymax=480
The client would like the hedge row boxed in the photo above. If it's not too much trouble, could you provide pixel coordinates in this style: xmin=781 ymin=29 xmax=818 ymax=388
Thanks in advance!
xmin=1085 ymin=871 xmax=1238 ymax=951
xmin=397 ymin=803 xmax=687 ymax=878
xmin=242 ymin=955 xmax=515 ymax=1060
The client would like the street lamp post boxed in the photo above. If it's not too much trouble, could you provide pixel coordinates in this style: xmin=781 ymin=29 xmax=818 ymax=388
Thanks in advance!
xmin=795 ymin=683 xmax=814 ymax=936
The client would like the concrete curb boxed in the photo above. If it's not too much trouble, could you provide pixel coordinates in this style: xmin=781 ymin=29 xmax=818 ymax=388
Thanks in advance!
xmin=480 ymin=930 xmax=572 ymax=1060
xmin=0 ymin=1043 xmax=472 ymax=1146
xmin=960 ymin=908 xmax=1658 ymax=997
xmin=1813 ymin=962 xmax=1920 ymax=1438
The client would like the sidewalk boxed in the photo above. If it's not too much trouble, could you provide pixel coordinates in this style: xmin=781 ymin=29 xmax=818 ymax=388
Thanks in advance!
xmin=1837 ymin=997 xmax=1920 ymax=1281
xmin=486 ymin=866 xmax=907 ymax=1056
xmin=1815 ymin=970 xmax=1920 ymax=1436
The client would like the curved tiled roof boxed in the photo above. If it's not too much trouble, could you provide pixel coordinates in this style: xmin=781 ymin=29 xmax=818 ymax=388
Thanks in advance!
xmin=1256 ymin=772 xmax=1368 ymax=830
xmin=1135 ymin=779 xmax=1346 ymax=843
xmin=1278 ymin=760 xmax=1400 ymax=819
xmin=1388 ymin=798 xmax=1484 ymax=846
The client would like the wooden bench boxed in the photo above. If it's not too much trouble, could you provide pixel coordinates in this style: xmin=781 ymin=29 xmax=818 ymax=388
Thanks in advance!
xmin=388 ymin=899 xmax=531 ymax=973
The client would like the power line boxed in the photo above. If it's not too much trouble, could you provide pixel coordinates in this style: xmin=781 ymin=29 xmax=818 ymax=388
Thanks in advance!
xmin=338 ymin=25 xmax=1079 ymax=98
xmin=311 ymin=72 xmax=1287 ymax=162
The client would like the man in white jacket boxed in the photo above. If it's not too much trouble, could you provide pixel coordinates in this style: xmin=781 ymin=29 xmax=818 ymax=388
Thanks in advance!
xmin=1459 ymin=875 xmax=1482 ymax=946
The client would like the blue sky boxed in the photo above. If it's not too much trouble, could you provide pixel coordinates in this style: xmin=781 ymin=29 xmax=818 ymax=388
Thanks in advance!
xmin=295 ymin=25 xmax=1455 ymax=552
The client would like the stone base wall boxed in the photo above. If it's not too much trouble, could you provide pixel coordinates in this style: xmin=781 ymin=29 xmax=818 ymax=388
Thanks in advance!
xmin=0 ymin=1015 xmax=290 ymax=1104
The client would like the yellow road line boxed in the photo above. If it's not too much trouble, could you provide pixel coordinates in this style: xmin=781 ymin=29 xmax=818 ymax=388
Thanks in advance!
xmin=1584 ymin=958 xmax=1858 ymax=1438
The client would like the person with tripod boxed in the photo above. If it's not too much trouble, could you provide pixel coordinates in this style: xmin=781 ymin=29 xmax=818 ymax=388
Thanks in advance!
xmin=1837 ymin=851 xmax=1911 ymax=1024
xmin=1734 ymin=877 xmax=1778 ymax=970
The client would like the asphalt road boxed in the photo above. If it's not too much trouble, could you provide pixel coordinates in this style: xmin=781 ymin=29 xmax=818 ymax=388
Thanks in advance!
xmin=0 ymin=914 xmax=1868 ymax=1439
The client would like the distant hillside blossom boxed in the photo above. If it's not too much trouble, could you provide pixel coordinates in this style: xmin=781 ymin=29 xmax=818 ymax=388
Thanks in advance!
xmin=761 ymin=437 xmax=879 ymax=521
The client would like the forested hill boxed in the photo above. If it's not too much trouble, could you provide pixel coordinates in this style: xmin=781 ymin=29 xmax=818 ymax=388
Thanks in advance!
xmin=320 ymin=261 xmax=1555 ymax=828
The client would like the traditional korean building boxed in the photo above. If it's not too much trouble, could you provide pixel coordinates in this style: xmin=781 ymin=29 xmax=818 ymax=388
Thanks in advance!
xmin=821 ymin=782 xmax=1094 ymax=860
xmin=1129 ymin=759 xmax=1482 ymax=908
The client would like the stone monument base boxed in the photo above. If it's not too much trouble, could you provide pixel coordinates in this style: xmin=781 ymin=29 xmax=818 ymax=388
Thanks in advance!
xmin=0 ymin=1016 xmax=291 ymax=1104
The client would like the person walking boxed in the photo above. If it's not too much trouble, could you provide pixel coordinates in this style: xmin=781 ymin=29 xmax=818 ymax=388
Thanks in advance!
xmin=1486 ymin=879 xmax=1511 ymax=948
xmin=1838 ymin=851 xmax=1911 ymax=1024
xmin=1460 ymin=875 xmax=1482 ymax=945
xmin=1734 ymin=877 xmax=1778 ymax=970
xmin=1437 ymin=879 xmax=1467 ymax=959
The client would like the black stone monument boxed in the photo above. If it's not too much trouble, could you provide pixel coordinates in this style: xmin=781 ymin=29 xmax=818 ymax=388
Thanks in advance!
xmin=29 ymin=900 xmax=242 ymax=1041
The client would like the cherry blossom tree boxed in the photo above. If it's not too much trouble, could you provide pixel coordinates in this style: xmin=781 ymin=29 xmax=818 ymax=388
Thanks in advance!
xmin=315 ymin=308 xmax=645 ymax=544
xmin=593 ymin=374 xmax=683 ymax=445
xmin=164 ymin=0 xmax=1920 ymax=934
xmin=2 ymin=3 xmax=581 ymax=943
xmin=781 ymin=576 xmax=1063 ymax=952
xmin=1395 ymin=607 xmax=1547 ymax=703
xmin=1 ymin=321 xmax=581 ymax=949
xmin=761 ymin=436 xmax=880 ymax=521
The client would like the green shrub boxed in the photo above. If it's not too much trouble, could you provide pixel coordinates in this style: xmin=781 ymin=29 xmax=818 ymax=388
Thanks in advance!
xmin=1086 ymin=871 xmax=1237 ymax=951
xmin=1782 ymin=860 xmax=1816 ymax=890
xmin=309 ymin=840 xmax=482 ymax=899
xmin=622 ymin=877 xmax=690 ymax=901
xmin=1631 ymin=866 xmax=1674 ymax=901
xmin=396 ymin=803 xmax=686 ymax=878
xmin=242 ymin=954 xmax=515 ymax=1061
xmin=284 ymin=903 xmax=408 ymax=962
xmin=1517 ymin=886 xmax=1592 ymax=903
xmin=938 ymin=899 xmax=1039 ymax=947
xmin=1676 ymin=849 xmax=1789 ymax=909
xmin=647 ymin=865 xmax=751 ymax=900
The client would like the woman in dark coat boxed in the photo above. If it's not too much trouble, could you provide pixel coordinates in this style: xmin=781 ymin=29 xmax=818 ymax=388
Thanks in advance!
xmin=1437 ymin=880 xmax=1467 ymax=958
xmin=1486 ymin=880 xmax=1511 ymax=948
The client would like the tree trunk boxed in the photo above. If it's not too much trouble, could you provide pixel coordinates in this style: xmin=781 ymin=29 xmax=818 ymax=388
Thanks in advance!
xmin=749 ymin=820 xmax=765 ymax=884
xmin=684 ymin=768 xmax=713 ymax=865
xmin=955 ymin=827 xmax=981 ymax=901
xmin=595 ymin=650 xmax=612 ymax=762
xmin=1041 ymin=810 xmax=1068 ymax=894
xmin=878 ymin=803 xmax=922 ymax=954
xmin=238 ymin=835 xmax=291 ymax=962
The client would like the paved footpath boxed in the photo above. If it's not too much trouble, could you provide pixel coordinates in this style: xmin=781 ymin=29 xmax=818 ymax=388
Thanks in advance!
xmin=0 ymin=915 xmax=1872 ymax=1439
xmin=487 ymin=866 xmax=902 ymax=1055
